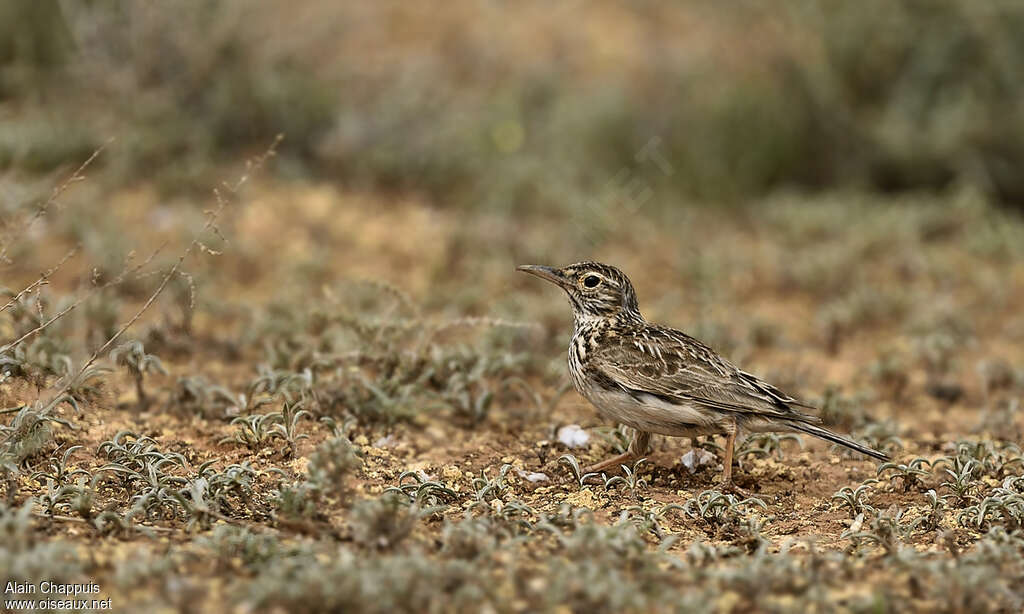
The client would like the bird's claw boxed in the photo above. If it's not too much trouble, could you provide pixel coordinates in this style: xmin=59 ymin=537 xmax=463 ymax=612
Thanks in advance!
xmin=720 ymin=481 xmax=753 ymax=498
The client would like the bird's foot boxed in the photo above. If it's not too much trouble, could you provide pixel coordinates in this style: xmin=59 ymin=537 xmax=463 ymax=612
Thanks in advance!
xmin=720 ymin=480 xmax=753 ymax=498
xmin=584 ymin=452 xmax=636 ymax=475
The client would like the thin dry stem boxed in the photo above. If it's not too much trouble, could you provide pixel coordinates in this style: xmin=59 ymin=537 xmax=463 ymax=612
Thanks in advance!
xmin=1 ymin=244 xmax=81 ymax=314
xmin=1 ymin=244 xmax=165 ymax=352
xmin=48 ymin=135 xmax=283 ymax=403
xmin=0 ymin=140 xmax=111 ymax=265
xmin=429 ymin=317 xmax=542 ymax=338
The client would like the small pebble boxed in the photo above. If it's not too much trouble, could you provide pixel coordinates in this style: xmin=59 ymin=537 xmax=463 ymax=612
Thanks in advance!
xmin=681 ymin=448 xmax=716 ymax=474
xmin=373 ymin=434 xmax=396 ymax=448
xmin=556 ymin=424 xmax=590 ymax=448
xmin=517 ymin=470 xmax=550 ymax=483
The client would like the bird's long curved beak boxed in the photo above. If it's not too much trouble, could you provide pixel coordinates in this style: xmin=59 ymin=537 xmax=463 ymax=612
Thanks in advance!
xmin=516 ymin=264 xmax=568 ymax=288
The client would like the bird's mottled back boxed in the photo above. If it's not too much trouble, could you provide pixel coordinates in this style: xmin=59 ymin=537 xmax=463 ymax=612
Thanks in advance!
xmin=584 ymin=323 xmax=820 ymax=423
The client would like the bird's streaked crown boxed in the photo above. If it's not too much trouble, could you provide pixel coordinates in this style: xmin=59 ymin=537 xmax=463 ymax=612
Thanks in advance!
xmin=517 ymin=261 xmax=641 ymax=322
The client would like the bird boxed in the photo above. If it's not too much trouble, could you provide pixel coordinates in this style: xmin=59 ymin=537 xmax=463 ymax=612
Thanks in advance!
xmin=517 ymin=261 xmax=888 ymax=493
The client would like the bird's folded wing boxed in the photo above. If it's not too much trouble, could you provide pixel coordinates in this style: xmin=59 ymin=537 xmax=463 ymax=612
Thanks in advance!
xmin=591 ymin=331 xmax=821 ymax=423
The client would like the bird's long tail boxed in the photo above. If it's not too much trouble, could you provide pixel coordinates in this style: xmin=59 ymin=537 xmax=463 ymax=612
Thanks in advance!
xmin=790 ymin=423 xmax=889 ymax=461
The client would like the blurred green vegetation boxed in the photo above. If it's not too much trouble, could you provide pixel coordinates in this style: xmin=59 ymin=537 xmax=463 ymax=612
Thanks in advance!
xmin=2 ymin=1 xmax=1024 ymax=209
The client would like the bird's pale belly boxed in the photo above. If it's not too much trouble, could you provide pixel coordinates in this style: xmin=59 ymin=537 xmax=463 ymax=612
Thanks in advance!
xmin=580 ymin=384 xmax=726 ymax=438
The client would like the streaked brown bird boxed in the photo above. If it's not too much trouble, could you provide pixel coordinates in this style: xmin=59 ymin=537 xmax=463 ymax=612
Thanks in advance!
xmin=517 ymin=261 xmax=887 ymax=492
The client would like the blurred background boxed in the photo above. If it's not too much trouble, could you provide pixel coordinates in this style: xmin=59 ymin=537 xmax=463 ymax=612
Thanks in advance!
xmin=2 ymin=0 xmax=1023 ymax=379
xmin=4 ymin=0 xmax=1024 ymax=207
xmin=5 ymin=6 xmax=1024 ymax=609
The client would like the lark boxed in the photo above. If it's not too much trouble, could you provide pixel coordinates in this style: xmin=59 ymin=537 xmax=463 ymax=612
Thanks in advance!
xmin=518 ymin=261 xmax=887 ymax=492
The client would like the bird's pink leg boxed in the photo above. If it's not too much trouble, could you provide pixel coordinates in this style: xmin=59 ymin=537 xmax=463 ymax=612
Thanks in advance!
xmin=720 ymin=420 xmax=751 ymax=496
xmin=585 ymin=451 xmax=636 ymax=474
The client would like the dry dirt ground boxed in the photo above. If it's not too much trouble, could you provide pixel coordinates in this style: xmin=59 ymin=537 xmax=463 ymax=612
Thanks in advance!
xmin=3 ymin=174 xmax=1024 ymax=612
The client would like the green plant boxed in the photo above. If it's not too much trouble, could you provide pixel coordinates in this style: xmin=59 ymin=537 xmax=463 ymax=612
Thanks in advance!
xmin=937 ymin=440 xmax=1024 ymax=480
xmin=816 ymin=387 xmax=869 ymax=429
xmin=616 ymin=504 xmax=681 ymax=546
xmin=384 ymin=471 xmax=458 ymax=509
xmin=595 ymin=424 xmax=633 ymax=455
xmin=268 ymin=400 xmax=312 ymax=454
xmin=349 ymin=492 xmax=432 ymax=551
xmin=877 ymin=458 xmax=932 ymax=492
xmin=603 ymin=458 xmax=649 ymax=498
xmin=245 ymin=365 xmax=315 ymax=407
xmin=842 ymin=506 xmax=923 ymax=556
xmin=680 ymin=489 xmax=767 ymax=532
xmin=957 ymin=476 xmax=1024 ymax=532
xmin=37 ymin=478 xmax=76 ymax=517
xmin=940 ymin=459 xmax=981 ymax=505
xmin=271 ymin=482 xmax=320 ymax=526
xmin=920 ymin=489 xmax=949 ymax=531
xmin=0 ymin=396 xmax=76 ymax=467
xmin=220 ymin=412 xmax=282 ymax=451
xmin=838 ymin=421 xmax=903 ymax=458
xmin=442 ymin=361 xmax=496 ymax=427
xmin=52 ymin=355 xmax=111 ymax=403
xmin=0 ymin=500 xmax=85 ymax=587
xmin=196 ymin=461 xmax=267 ymax=520
xmin=170 ymin=375 xmax=249 ymax=417
xmin=737 ymin=433 xmax=803 ymax=461
xmin=470 ymin=464 xmax=513 ymax=509
xmin=306 ymin=436 xmax=361 ymax=503
xmin=111 ymin=340 xmax=167 ymax=408
xmin=558 ymin=454 xmax=600 ymax=488
xmin=29 ymin=445 xmax=88 ymax=486
xmin=832 ymin=480 xmax=878 ymax=518
xmin=65 ymin=472 xmax=106 ymax=520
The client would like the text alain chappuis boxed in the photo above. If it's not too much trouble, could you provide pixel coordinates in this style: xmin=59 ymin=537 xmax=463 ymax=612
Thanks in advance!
xmin=5 ymin=581 xmax=111 ymax=610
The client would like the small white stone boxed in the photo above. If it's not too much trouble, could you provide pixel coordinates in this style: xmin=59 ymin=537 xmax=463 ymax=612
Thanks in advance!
xmin=681 ymin=449 xmax=716 ymax=474
xmin=517 ymin=470 xmax=550 ymax=483
xmin=373 ymin=434 xmax=396 ymax=448
xmin=556 ymin=424 xmax=590 ymax=448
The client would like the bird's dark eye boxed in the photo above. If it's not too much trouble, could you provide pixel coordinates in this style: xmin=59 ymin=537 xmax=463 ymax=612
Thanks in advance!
xmin=583 ymin=275 xmax=601 ymax=288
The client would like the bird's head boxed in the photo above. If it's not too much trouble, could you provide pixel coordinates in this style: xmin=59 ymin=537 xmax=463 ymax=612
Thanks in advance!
xmin=517 ymin=261 xmax=642 ymax=323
